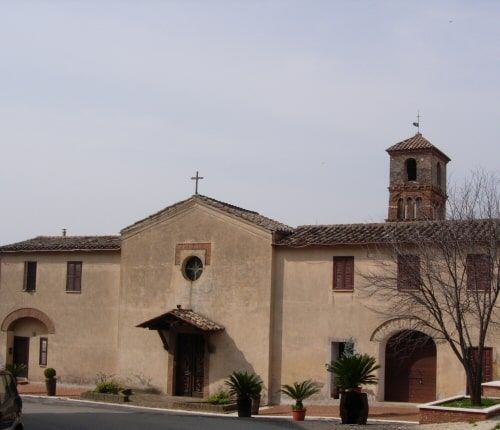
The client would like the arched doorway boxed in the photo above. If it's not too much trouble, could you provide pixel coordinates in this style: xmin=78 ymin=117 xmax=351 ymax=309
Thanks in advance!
xmin=384 ymin=330 xmax=436 ymax=402
xmin=1 ymin=308 xmax=55 ymax=378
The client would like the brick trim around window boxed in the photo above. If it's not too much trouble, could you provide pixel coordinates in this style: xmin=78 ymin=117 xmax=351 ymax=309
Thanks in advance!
xmin=175 ymin=243 xmax=211 ymax=265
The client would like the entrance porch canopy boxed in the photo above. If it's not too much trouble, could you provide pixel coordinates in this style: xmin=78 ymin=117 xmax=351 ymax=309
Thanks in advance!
xmin=137 ymin=308 xmax=224 ymax=332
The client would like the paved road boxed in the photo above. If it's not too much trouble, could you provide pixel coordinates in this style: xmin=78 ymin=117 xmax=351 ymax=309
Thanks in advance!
xmin=22 ymin=397 xmax=414 ymax=430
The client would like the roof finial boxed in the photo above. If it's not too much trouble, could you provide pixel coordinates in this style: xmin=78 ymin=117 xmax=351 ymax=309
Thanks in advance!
xmin=190 ymin=170 xmax=204 ymax=195
xmin=62 ymin=228 xmax=67 ymax=237
xmin=412 ymin=110 xmax=421 ymax=134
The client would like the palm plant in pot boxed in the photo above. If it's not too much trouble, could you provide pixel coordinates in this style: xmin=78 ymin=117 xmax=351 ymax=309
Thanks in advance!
xmin=326 ymin=353 xmax=379 ymax=425
xmin=279 ymin=379 xmax=322 ymax=421
xmin=225 ymin=371 xmax=263 ymax=417
xmin=5 ymin=363 xmax=27 ymax=384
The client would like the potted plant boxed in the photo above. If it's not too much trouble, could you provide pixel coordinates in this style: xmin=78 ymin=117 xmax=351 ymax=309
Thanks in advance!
xmin=225 ymin=371 xmax=263 ymax=418
xmin=44 ymin=368 xmax=57 ymax=396
xmin=279 ymin=379 xmax=322 ymax=421
xmin=5 ymin=363 xmax=27 ymax=384
xmin=326 ymin=353 xmax=379 ymax=424
xmin=251 ymin=382 xmax=262 ymax=415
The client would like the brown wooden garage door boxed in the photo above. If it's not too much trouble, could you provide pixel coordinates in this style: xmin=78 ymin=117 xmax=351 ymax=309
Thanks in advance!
xmin=385 ymin=330 xmax=436 ymax=403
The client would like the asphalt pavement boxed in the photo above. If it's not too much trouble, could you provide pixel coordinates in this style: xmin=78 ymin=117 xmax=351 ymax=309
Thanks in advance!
xmin=22 ymin=397 xmax=415 ymax=430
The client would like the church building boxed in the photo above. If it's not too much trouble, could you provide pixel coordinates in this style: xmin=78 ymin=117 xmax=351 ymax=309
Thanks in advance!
xmin=0 ymin=133 xmax=498 ymax=404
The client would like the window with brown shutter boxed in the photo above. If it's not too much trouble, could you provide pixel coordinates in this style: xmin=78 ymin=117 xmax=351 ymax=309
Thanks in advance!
xmin=24 ymin=261 xmax=37 ymax=291
xmin=466 ymin=254 xmax=491 ymax=291
xmin=333 ymin=257 xmax=354 ymax=291
xmin=66 ymin=262 xmax=82 ymax=293
xmin=398 ymin=255 xmax=421 ymax=290
xmin=39 ymin=337 xmax=48 ymax=366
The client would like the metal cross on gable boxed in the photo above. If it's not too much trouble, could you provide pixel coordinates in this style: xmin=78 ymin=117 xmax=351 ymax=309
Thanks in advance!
xmin=412 ymin=110 xmax=422 ymax=133
xmin=191 ymin=171 xmax=204 ymax=195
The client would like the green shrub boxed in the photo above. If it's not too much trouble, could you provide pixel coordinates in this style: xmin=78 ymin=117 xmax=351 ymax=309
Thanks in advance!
xmin=279 ymin=380 xmax=322 ymax=411
xmin=225 ymin=371 xmax=263 ymax=399
xmin=96 ymin=380 xmax=121 ymax=394
xmin=44 ymin=368 xmax=56 ymax=379
xmin=5 ymin=363 xmax=27 ymax=378
xmin=207 ymin=390 xmax=231 ymax=405
xmin=326 ymin=353 xmax=380 ymax=390
xmin=95 ymin=373 xmax=121 ymax=394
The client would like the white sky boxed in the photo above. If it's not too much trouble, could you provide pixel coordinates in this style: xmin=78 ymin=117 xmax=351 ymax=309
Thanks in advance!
xmin=1 ymin=1 xmax=499 ymax=243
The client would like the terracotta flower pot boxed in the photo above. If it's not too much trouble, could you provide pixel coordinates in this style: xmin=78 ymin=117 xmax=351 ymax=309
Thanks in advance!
xmin=292 ymin=409 xmax=306 ymax=421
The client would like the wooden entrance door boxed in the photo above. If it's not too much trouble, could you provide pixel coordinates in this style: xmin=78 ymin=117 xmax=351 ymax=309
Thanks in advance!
xmin=385 ymin=331 xmax=436 ymax=402
xmin=13 ymin=336 xmax=30 ymax=378
xmin=175 ymin=334 xmax=205 ymax=397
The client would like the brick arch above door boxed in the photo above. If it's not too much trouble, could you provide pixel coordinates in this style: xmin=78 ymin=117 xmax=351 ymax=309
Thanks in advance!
xmin=370 ymin=318 xmax=443 ymax=343
xmin=1 ymin=308 xmax=55 ymax=334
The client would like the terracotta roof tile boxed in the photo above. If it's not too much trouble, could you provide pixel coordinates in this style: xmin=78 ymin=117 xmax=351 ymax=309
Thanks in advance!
xmin=386 ymin=133 xmax=450 ymax=162
xmin=276 ymin=219 xmax=499 ymax=247
xmin=122 ymin=194 xmax=293 ymax=234
xmin=0 ymin=236 xmax=121 ymax=252
xmin=137 ymin=308 xmax=224 ymax=332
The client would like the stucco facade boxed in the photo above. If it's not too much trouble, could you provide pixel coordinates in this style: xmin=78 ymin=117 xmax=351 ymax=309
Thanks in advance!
xmin=0 ymin=133 xmax=498 ymax=404
xmin=0 ymin=252 xmax=120 ymax=383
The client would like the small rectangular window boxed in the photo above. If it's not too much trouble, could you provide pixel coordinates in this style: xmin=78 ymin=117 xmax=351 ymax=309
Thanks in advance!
xmin=466 ymin=254 xmax=491 ymax=291
xmin=66 ymin=262 xmax=82 ymax=293
xmin=398 ymin=255 xmax=421 ymax=290
xmin=333 ymin=257 xmax=354 ymax=290
xmin=39 ymin=337 xmax=48 ymax=366
xmin=24 ymin=261 xmax=37 ymax=291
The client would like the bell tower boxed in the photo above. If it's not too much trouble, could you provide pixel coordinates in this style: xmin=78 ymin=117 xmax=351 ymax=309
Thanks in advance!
xmin=386 ymin=133 xmax=450 ymax=221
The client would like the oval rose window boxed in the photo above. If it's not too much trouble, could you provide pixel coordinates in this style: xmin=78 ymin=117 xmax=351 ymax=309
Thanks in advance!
xmin=184 ymin=256 xmax=203 ymax=281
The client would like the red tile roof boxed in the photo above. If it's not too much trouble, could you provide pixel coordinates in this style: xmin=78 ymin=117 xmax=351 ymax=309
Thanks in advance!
xmin=122 ymin=194 xmax=293 ymax=234
xmin=137 ymin=308 xmax=224 ymax=332
xmin=386 ymin=133 xmax=451 ymax=162
xmin=0 ymin=236 xmax=121 ymax=252
xmin=276 ymin=219 xmax=498 ymax=247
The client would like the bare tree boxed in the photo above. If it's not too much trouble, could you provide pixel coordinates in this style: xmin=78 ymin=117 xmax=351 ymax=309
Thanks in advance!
xmin=362 ymin=170 xmax=499 ymax=406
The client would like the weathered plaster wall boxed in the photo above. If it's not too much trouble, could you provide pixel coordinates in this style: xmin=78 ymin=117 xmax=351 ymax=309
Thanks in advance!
xmin=0 ymin=252 xmax=120 ymax=383
xmin=118 ymin=202 xmax=274 ymax=396
xmin=272 ymin=246 xmax=492 ymax=403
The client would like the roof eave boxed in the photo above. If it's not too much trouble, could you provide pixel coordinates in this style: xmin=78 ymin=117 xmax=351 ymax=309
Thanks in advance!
xmin=0 ymin=248 xmax=121 ymax=253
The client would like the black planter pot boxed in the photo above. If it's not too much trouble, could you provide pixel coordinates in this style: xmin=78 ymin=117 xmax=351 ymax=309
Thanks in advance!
xmin=339 ymin=391 xmax=368 ymax=425
xmin=251 ymin=395 xmax=260 ymax=415
xmin=45 ymin=378 xmax=57 ymax=396
xmin=237 ymin=396 xmax=252 ymax=418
